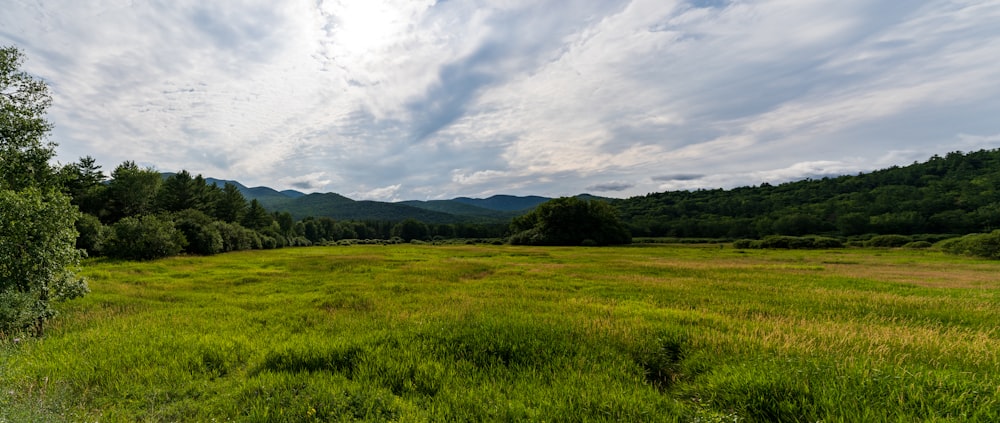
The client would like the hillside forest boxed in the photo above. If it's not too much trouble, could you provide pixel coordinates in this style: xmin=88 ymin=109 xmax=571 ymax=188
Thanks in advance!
xmin=53 ymin=147 xmax=1000 ymax=260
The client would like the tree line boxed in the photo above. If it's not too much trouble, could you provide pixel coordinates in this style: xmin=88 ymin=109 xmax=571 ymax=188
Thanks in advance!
xmin=615 ymin=149 xmax=1000 ymax=240
xmin=62 ymin=159 xmax=511 ymax=260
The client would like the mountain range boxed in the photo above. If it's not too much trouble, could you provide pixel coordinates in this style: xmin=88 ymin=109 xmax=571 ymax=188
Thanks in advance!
xmin=202 ymin=178 xmax=556 ymax=223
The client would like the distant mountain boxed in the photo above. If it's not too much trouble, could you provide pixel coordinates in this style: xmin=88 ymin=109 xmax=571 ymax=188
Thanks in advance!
xmin=399 ymin=200 xmax=520 ymax=220
xmin=170 ymin=175 xmax=595 ymax=223
xmin=280 ymin=190 xmax=307 ymax=199
xmin=203 ymin=177 xmax=305 ymax=210
xmin=452 ymin=195 xmax=551 ymax=211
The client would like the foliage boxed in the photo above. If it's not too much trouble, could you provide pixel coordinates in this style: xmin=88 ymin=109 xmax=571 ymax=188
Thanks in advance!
xmin=865 ymin=234 xmax=913 ymax=248
xmin=391 ymin=218 xmax=430 ymax=242
xmin=74 ymin=212 xmax=105 ymax=255
xmin=159 ymin=170 xmax=215 ymax=214
xmin=241 ymin=199 xmax=273 ymax=230
xmin=59 ymin=155 xmax=106 ymax=216
xmin=0 ymin=46 xmax=87 ymax=336
xmin=617 ymin=149 xmax=1000 ymax=239
xmin=510 ymin=197 xmax=631 ymax=246
xmin=0 ymin=46 xmax=56 ymax=189
xmin=938 ymin=230 xmax=1000 ymax=259
xmin=213 ymin=182 xmax=247 ymax=223
xmin=172 ymin=209 xmax=224 ymax=255
xmin=902 ymin=241 xmax=933 ymax=249
xmin=104 ymin=161 xmax=162 ymax=221
xmin=0 ymin=189 xmax=88 ymax=335
xmin=103 ymin=215 xmax=187 ymax=260
xmin=212 ymin=220 xmax=262 ymax=252
xmin=733 ymin=235 xmax=843 ymax=250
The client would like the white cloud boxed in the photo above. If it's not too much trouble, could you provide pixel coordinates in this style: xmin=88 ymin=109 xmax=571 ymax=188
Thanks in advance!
xmin=3 ymin=0 xmax=1000 ymax=199
xmin=351 ymin=184 xmax=403 ymax=202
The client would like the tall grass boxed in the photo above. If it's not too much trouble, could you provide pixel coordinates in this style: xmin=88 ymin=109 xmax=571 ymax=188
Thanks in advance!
xmin=1 ymin=245 xmax=998 ymax=421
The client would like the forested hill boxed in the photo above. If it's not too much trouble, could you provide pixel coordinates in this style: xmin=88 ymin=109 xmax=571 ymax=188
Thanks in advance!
xmin=615 ymin=149 xmax=1000 ymax=239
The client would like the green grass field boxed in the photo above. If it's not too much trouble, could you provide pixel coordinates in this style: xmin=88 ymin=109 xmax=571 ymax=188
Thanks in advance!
xmin=2 ymin=244 xmax=998 ymax=422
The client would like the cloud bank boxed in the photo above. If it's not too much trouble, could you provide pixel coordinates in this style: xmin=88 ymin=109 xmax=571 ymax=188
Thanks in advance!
xmin=3 ymin=0 xmax=1000 ymax=200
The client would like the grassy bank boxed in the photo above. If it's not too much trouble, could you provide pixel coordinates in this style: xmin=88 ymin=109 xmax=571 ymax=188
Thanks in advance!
xmin=2 ymin=244 xmax=998 ymax=421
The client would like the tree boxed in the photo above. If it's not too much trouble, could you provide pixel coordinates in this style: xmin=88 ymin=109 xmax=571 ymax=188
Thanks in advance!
xmin=158 ymin=170 xmax=200 ymax=213
xmin=105 ymin=161 xmax=162 ymax=221
xmin=61 ymin=155 xmax=107 ymax=217
xmin=510 ymin=197 xmax=631 ymax=246
xmin=213 ymin=182 xmax=247 ymax=223
xmin=392 ymin=218 xmax=430 ymax=242
xmin=0 ymin=46 xmax=57 ymax=189
xmin=242 ymin=199 xmax=273 ymax=230
xmin=1 ymin=46 xmax=88 ymax=336
xmin=103 ymin=215 xmax=186 ymax=260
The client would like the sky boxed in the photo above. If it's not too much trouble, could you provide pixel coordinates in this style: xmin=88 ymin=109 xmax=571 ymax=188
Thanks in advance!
xmin=3 ymin=0 xmax=1000 ymax=201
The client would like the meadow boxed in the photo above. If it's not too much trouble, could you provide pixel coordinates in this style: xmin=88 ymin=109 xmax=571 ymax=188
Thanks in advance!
xmin=1 ymin=244 xmax=998 ymax=422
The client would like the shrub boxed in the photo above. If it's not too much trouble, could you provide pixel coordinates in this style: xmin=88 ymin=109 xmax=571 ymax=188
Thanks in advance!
xmin=212 ymin=221 xmax=261 ymax=251
xmin=733 ymin=239 xmax=754 ymax=249
xmin=940 ymin=230 xmax=1000 ymax=259
xmin=865 ymin=234 xmax=913 ymax=248
xmin=758 ymin=236 xmax=810 ymax=249
xmin=172 ymin=209 xmax=223 ymax=255
xmin=807 ymin=236 xmax=844 ymax=249
xmin=287 ymin=236 xmax=312 ymax=247
xmin=75 ymin=212 xmax=105 ymax=256
xmin=902 ymin=241 xmax=933 ymax=249
xmin=0 ymin=289 xmax=39 ymax=336
xmin=104 ymin=215 xmax=186 ymax=260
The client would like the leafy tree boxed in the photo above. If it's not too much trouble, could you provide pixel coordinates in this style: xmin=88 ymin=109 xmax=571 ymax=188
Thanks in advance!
xmin=0 ymin=46 xmax=57 ymax=189
xmin=1 ymin=46 xmax=88 ymax=335
xmin=74 ymin=213 xmax=105 ymax=256
xmin=212 ymin=221 xmax=261 ymax=252
xmin=105 ymin=161 xmax=162 ymax=221
xmin=510 ymin=197 xmax=631 ymax=246
xmin=172 ymin=209 xmax=223 ymax=255
xmin=103 ymin=215 xmax=186 ymax=260
xmin=273 ymin=211 xmax=294 ymax=236
xmin=392 ymin=218 xmax=430 ymax=242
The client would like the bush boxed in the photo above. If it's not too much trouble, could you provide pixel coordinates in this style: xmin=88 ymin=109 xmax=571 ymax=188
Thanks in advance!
xmin=733 ymin=236 xmax=843 ymax=250
xmin=0 ymin=289 xmax=39 ymax=336
xmin=865 ymin=234 xmax=913 ymax=248
xmin=75 ymin=212 xmax=105 ymax=256
xmin=758 ymin=236 xmax=812 ymax=249
xmin=172 ymin=209 xmax=223 ymax=255
xmin=104 ymin=215 xmax=186 ymax=260
xmin=939 ymin=230 xmax=1000 ymax=259
xmin=212 ymin=221 xmax=261 ymax=251
xmin=287 ymin=236 xmax=312 ymax=247
xmin=807 ymin=236 xmax=844 ymax=249
xmin=902 ymin=241 xmax=933 ymax=249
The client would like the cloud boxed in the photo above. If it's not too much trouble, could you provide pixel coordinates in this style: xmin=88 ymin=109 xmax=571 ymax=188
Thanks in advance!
xmin=586 ymin=182 xmax=635 ymax=192
xmin=652 ymin=174 xmax=705 ymax=182
xmin=279 ymin=172 xmax=333 ymax=191
xmin=3 ymin=0 xmax=1000 ymax=200
xmin=351 ymin=184 xmax=403 ymax=202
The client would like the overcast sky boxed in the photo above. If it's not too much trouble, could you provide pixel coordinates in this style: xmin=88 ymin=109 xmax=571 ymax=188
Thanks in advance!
xmin=3 ymin=1 xmax=1000 ymax=201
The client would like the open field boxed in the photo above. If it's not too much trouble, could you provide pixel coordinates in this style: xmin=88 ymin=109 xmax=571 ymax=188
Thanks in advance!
xmin=2 ymin=244 xmax=999 ymax=422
